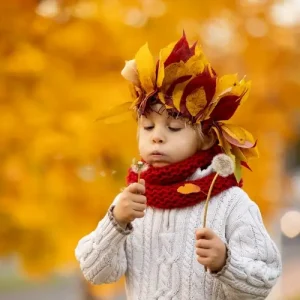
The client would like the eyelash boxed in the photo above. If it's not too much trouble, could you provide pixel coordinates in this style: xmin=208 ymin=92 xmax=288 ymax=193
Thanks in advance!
xmin=144 ymin=126 xmax=181 ymax=132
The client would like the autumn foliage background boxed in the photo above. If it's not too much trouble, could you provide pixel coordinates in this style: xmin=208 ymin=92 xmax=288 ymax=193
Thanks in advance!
xmin=0 ymin=0 xmax=300 ymax=299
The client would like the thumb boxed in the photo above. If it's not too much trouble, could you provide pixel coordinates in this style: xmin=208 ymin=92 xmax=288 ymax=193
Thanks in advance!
xmin=139 ymin=179 xmax=146 ymax=186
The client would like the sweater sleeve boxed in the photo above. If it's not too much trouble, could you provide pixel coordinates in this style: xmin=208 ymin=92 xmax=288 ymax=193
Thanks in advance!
xmin=212 ymin=189 xmax=282 ymax=299
xmin=75 ymin=205 xmax=133 ymax=285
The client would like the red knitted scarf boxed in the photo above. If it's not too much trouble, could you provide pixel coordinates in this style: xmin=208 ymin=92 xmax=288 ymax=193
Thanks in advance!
xmin=126 ymin=145 xmax=241 ymax=209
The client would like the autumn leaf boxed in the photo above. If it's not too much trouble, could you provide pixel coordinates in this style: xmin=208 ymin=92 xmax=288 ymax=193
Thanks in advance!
xmin=177 ymin=183 xmax=201 ymax=194
xmin=135 ymin=43 xmax=156 ymax=94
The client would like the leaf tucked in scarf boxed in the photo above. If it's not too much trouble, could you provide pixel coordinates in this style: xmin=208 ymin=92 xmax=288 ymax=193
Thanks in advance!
xmin=135 ymin=43 xmax=155 ymax=94
xmin=177 ymin=183 xmax=201 ymax=194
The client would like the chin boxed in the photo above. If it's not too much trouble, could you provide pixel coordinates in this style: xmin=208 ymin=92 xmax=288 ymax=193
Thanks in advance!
xmin=151 ymin=161 xmax=170 ymax=167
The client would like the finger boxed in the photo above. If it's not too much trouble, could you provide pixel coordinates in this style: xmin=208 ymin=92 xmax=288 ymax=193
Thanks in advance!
xmin=195 ymin=247 xmax=210 ymax=257
xmin=132 ymin=194 xmax=147 ymax=204
xmin=133 ymin=210 xmax=145 ymax=219
xmin=127 ymin=182 xmax=146 ymax=194
xmin=139 ymin=179 xmax=146 ymax=186
xmin=195 ymin=228 xmax=214 ymax=240
xmin=132 ymin=202 xmax=147 ymax=212
xmin=195 ymin=239 xmax=211 ymax=249
xmin=196 ymin=255 xmax=211 ymax=267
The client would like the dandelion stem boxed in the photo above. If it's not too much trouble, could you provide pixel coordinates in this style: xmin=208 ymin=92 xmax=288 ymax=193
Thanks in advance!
xmin=203 ymin=172 xmax=219 ymax=272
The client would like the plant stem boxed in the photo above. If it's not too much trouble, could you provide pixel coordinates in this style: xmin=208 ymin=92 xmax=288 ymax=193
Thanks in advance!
xmin=203 ymin=172 xmax=219 ymax=272
xmin=203 ymin=172 xmax=219 ymax=228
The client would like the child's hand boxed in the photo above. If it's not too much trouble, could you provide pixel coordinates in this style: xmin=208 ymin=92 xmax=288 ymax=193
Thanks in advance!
xmin=195 ymin=228 xmax=227 ymax=273
xmin=113 ymin=179 xmax=147 ymax=228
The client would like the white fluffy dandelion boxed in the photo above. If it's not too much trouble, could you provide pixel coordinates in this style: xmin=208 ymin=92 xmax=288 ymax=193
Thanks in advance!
xmin=202 ymin=153 xmax=235 ymax=272
xmin=211 ymin=154 xmax=235 ymax=177
xmin=203 ymin=154 xmax=235 ymax=228
xmin=131 ymin=159 xmax=149 ymax=183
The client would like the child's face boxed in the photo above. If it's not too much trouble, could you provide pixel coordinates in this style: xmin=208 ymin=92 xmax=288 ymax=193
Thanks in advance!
xmin=138 ymin=104 xmax=199 ymax=167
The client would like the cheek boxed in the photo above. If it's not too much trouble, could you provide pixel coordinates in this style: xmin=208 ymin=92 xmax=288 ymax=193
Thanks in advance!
xmin=138 ymin=130 xmax=147 ymax=153
xmin=171 ymin=132 xmax=198 ymax=155
xmin=184 ymin=133 xmax=199 ymax=153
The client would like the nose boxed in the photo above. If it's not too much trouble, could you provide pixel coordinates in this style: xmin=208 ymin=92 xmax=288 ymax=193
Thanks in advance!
xmin=152 ymin=127 xmax=165 ymax=144
xmin=152 ymin=136 xmax=163 ymax=143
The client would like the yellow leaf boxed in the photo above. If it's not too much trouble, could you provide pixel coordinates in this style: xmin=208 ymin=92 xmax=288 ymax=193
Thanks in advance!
xmin=241 ymin=146 xmax=259 ymax=159
xmin=185 ymin=54 xmax=206 ymax=75
xmin=157 ymin=41 xmax=177 ymax=87
xmin=212 ymin=126 xmax=225 ymax=149
xmin=194 ymin=45 xmax=209 ymax=64
xmin=172 ymin=79 xmax=192 ymax=111
xmin=158 ymin=91 xmax=166 ymax=104
xmin=135 ymin=43 xmax=155 ymax=93
xmin=95 ymin=102 xmax=132 ymax=121
xmin=215 ymin=74 xmax=239 ymax=98
xmin=231 ymin=145 xmax=247 ymax=162
xmin=212 ymin=75 xmax=251 ymax=107
xmin=161 ymin=61 xmax=189 ymax=92
xmin=221 ymin=124 xmax=256 ymax=147
xmin=186 ymin=87 xmax=207 ymax=116
xmin=211 ymin=125 xmax=233 ymax=158
xmin=234 ymin=158 xmax=242 ymax=182
xmin=177 ymin=183 xmax=201 ymax=194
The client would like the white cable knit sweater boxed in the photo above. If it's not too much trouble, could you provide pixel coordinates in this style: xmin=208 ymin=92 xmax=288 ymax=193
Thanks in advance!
xmin=75 ymin=166 xmax=281 ymax=300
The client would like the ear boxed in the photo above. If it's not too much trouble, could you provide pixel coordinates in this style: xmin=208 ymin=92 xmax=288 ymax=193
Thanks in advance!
xmin=198 ymin=130 xmax=217 ymax=151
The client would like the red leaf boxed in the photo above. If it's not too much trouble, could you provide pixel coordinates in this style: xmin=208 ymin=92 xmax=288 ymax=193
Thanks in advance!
xmin=241 ymin=161 xmax=252 ymax=171
xmin=164 ymin=32 xmax=195 ymax=67
xmin=209 ymin=95 xmax=241 ymax=121
xmin=180 ymin=68 xmax=216 ymax=116
xmin=166 ymin=75 xmax=192 ymax=96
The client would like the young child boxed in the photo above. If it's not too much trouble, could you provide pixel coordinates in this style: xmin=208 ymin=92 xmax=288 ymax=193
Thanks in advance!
xmin=75 ymin=34 xmax=281 ymax=300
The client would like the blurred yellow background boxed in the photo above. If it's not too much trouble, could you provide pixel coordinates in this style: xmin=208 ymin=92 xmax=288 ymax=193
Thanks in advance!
xmin=0 ymin=0 xmax=300 ymax=299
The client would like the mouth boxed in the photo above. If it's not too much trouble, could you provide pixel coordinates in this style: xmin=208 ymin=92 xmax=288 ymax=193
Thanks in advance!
xmin=150 ymin=151 xmax=166 ymax=156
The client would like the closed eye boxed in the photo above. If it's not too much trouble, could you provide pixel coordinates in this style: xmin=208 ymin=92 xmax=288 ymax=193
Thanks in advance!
xmin=168 ymin=127 xmax=182 ymax=132
xmin=143 ymin=126 xmax=182 ymax=132
xmin=144 ymin=126 xmax=154 ymax=131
